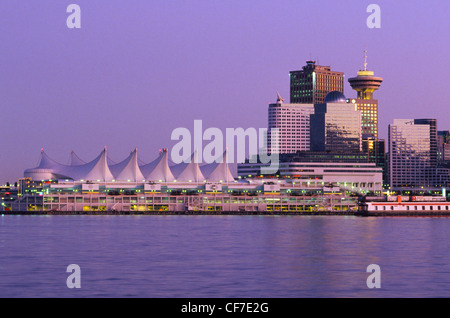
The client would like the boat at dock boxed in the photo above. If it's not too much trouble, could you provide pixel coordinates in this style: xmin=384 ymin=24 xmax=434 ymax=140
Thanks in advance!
xmin=357 ymin=195 xmax=450 ymax=216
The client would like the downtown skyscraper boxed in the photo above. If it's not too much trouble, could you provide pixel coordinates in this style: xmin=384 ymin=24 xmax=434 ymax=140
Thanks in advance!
xmin=388 ymin=119 xmax=444 ymax=190
xmin=310 ymin=91 xmax=362 ymax=153
xmin=267 ymin=93 xmax=314 ymax=154
xmin=289 ymin=60 xmax=344 ymax=104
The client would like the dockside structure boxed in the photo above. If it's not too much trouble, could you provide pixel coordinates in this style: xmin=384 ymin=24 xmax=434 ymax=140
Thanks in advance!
xmin=6 ymin=147 xmax=369 ymax=213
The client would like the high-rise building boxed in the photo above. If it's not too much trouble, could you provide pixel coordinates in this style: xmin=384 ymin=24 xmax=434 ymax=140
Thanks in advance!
xmin=267 ymin=93 xmax=314 ymax=154
xmin=310 ymin=91 xmax=362 ymax=153
xmin=289 ymin=61 xmax=344 ymax=104
xmin=438 ymin=131 xmax=450 ymax=162
xmin=388 ymin=119 xmax=444 ymax=191
xmin=348 ymin=50 xmax=383 ymax=139
xmin=362 ymin=136 xmax=387 ymax=187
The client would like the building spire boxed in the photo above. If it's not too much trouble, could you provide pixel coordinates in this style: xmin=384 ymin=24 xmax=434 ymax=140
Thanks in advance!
xmin=363 ymin=48 xmax=367 ymax=71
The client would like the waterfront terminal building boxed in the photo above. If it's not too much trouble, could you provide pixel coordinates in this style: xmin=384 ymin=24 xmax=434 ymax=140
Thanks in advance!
xmin=6 ymin=148 xmax=369 ymax=213
xmin=238 ymin=151 xmax=383 ymax=196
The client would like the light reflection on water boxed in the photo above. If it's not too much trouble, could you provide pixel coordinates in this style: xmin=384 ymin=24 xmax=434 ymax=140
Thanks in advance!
xmin=1 ymin=215 xmax=450 ymax=297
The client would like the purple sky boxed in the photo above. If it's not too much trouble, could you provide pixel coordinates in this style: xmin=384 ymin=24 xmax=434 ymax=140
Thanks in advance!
xmin=0 ymin=0 xmax=449 ymax=184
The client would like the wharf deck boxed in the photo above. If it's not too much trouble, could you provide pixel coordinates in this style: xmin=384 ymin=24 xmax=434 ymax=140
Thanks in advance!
xmin=1 ymin=210 xmax=356 ymax=216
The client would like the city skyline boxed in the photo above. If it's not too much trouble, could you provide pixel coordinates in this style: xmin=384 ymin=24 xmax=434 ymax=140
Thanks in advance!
xmin=1 ymin=0 xmax=449 ymax=185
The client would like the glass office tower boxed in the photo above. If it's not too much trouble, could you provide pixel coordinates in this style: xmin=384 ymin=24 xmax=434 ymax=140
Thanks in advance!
xmin=438 ymin=131 xmax=450 ymax=162
xmin=310 ymin=91 xmax=362 ymax=153
xmin=388 ymin=119 xmax=440 ymax=190
xmin=362 ymin=136 xmax=387 ymax=187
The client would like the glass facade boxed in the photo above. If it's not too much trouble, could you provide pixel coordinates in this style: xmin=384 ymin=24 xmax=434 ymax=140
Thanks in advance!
xmin=388 ymin=119 xmax=450 ymax=190
xmin=438 ymin=131 xmax=450 ymax=162
xmin=310 ymin=102 xmax=362 ymax=152
xmin=362 ymin=137 xmax=387 ymax=186
xmin=347 ymin=98 xmax=378 ymax=138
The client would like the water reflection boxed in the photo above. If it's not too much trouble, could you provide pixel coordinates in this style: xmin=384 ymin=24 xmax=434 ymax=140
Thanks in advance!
xmin=0 ymin=215 xmax=449 ymax=297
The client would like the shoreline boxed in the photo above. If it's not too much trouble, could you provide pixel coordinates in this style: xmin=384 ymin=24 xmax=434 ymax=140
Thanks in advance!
xmin=1 ymin=210 xmax=356 ymax=216
xmin=3 ymin=210 xmax=450 ymax=217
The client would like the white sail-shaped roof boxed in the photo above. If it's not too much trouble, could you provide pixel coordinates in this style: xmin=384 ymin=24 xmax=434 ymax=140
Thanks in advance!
xmin=109 ymin=148 xmax=145 ymax=182
xmin=25 ymin=148 xmax=233 ymax=183
xmin=176 ymin=150 xmax=205 ymax=182
xmin=71 ymin=148 xmax=115 ymax=182
xmin=25 ymin=148 xmax=115 ymax=182
xmin=107 ymin=156 xmax=117 ymax=166
xmin=201 ymin=150 xmax=235 ymax=182
xmin=137 ymin=157 xmax=147 ymax=166
xmin=140 ymin=149 xmax=175 ymax=182
xmin=24 ymin=149 xmax=69 ymax=180
xmin=169 ymin=161 xmax=187 ymax=178
xmin=70 ymin=151 xmax=86 ymax=166
xmin=35 ymin=149 xmax=65 ymax=170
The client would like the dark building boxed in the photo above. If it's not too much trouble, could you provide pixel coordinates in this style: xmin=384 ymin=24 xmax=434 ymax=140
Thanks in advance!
xmin=438 ymin=131 xmax=450 ymax=163
xmin=289 ymin=61 xmax=344 ymax=104
xmin=280 ymin=151 xmax=369 ymax=163
xmin=362 ymin=136 xmax=387 ymax=187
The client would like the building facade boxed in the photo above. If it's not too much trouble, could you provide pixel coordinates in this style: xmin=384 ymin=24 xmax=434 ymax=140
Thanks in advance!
xmin=362 ymin=137 xmax=387 ymax=187
xmin=238 ymin=152 xmax=383 ymax=195
xmin=289 ymin=61 xmax=344 ymax=104
xmin=310 ymin=91 xmax=362 ymax=153
xmin=438 ymin=131 xmax=450 ymax=162
xmin=267 ymin=93 xmax=314 ymax=153
xmin=388 ymin=119 xmax=449 ymax=191
xmin=11 ymin=180 xmax=359 ymax=213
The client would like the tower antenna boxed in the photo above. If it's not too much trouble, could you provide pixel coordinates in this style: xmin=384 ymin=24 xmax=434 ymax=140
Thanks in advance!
xmin=364 ymin=48 xmax=367 ymax=71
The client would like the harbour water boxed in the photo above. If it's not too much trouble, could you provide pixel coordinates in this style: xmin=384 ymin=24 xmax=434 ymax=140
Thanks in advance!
xmin=1 ymin=214 xmax=450 ymax=298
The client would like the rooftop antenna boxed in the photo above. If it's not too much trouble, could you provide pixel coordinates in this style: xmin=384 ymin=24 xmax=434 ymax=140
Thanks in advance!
xmin=363 ymin=48 xmax=368 ymax=71
xmin=276 ymin=91 xmax=285 ymax=103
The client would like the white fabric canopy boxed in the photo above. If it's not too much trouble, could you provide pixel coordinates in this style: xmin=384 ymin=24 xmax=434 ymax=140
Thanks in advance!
xmin=201 ymin=150 xmax=234 ymax=182
xmin=25 ymin=148 xmax=114 ymax=182
xmin=110 ymin=149 xmax=145 ymax=182
xmin=139 ymin=149 xmax=175 ymax=182
xmin=175 ymin=150 xmax=205 ymax=182
xmin=24 ymin=148 xmax=235 ymax=183
xmin=70 ymin=151 xmax=86 ymax=166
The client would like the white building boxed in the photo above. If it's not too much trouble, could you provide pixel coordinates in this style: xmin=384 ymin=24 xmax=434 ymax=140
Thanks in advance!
xmin=238 ymin=159 xmax=383 ymax=195
xmin=268 ymin=92 xmax=314 ymax=153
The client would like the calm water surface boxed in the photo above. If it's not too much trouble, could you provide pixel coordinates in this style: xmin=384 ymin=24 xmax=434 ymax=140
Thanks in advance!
xmin=1 ymin=215 xmax=450 ymax=298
